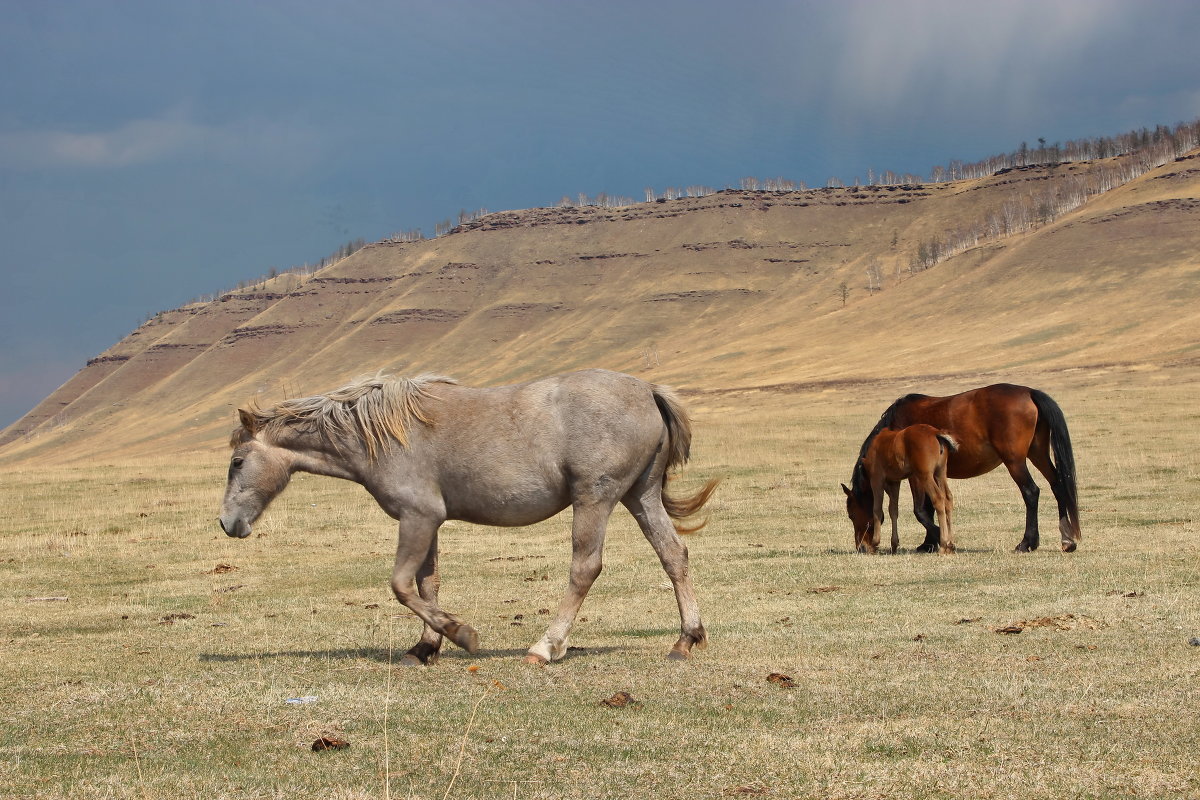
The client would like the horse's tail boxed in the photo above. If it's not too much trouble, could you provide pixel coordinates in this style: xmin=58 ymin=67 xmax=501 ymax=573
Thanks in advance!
xmin=652 ymin=384 xmax=721 ymax=534
xmin=936 ymin=432 xmax=959 ymax=453
xmin=1030 ymin=389 xmax=1081 ymax=548
xmin=662 ymin=476 xmax=721 ymax=534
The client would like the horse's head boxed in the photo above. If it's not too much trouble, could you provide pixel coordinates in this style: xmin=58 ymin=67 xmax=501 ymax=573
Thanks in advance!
xmin=842 ymin=468 xmax=875 ymax=553
xmin=219 ymin=409 xmax=292 ymax=539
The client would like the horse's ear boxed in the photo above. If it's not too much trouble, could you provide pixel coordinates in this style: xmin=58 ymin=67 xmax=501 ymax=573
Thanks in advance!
xmin=841 ymin=483 xmax=851 ymax=496
xmin=238 ymin=408 xmax=259 ymax=435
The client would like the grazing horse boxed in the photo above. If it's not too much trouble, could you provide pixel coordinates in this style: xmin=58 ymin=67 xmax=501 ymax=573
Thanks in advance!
xmin=218 ymin=369 xmax=719 ymax=664
xmin=845 ymin=384 xmax=1080 ymax=553
xmin=843 ymin=425 xmax=957 ymax=554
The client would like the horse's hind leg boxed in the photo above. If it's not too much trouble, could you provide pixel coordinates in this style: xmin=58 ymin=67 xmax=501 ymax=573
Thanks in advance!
xmin=622 ymin=488 xmax=707 ymax=661
xmin=526 ymin=499 xmax=615 ymax=664
xmin=389 ymin=515 xmax=479 ymax=656
xmin=399 ymin=532 xmax=444 ymax=666
xmin=911 ymin=488 xmax=940 ymax=553
xmin=1005 ymin=460 xmax=1041 ymax=552
xmin=1028 ymin=444 xmax=1077 ymax=552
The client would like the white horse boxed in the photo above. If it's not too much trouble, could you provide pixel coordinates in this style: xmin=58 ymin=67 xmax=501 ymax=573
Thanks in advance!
xmin=219 ymin=369 xmax=718 ymax=664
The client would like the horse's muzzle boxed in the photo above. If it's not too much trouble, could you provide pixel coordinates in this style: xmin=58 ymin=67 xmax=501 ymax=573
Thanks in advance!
xmin=219 ymin=516 xmax=252 ymax=539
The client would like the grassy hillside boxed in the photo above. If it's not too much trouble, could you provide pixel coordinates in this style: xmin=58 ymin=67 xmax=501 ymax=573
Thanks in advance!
xmin=2 ymin=150 xmax=1198 ymax=463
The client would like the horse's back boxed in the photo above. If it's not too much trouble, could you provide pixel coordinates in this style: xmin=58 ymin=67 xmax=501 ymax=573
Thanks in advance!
xmin=887 ymin=384 xmax=1038 ymax=478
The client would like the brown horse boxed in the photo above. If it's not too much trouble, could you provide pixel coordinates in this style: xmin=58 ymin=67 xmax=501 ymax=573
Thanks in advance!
xmin=844 ymin=424 xmax=957 ymax=554
xmin=218 ymin=369 xmax=719 ymax=664
xmin=845 ymin=384 xmax=1080 ymax=553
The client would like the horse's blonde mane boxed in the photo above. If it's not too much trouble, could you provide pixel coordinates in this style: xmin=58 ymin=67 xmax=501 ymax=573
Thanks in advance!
xmin=242 ymin=373 xmax=456 ymax=458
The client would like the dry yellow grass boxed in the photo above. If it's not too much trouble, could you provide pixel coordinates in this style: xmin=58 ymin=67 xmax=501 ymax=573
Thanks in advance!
xmin=3 ymin=364 xmax=1198 ymax=799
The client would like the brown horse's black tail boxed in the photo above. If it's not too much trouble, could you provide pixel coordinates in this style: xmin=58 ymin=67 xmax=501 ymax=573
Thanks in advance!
xmin=1030 ymin=389 xmax=1081 ymax=546
xmin=652 ymin=384 xmax=721 ymax=534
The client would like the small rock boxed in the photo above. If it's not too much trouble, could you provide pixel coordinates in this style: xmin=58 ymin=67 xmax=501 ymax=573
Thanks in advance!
xmin=1189 ymin=637 xmax=1200 ymax=647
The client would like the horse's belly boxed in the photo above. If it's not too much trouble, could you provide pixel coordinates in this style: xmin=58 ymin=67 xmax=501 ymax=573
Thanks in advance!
xmin=455 ymin=502 xmax=568 ymax=527
xmin=947 ymin=450 xmax=1002 ymax=479
xmin=443 ymin=481 xmax=571 ymax=527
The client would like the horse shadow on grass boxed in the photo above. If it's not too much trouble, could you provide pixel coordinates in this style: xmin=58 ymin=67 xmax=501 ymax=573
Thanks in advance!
xmin=825 ymin=546 xmax=997 ymax=555
xmin=198 ymin=644 xmax=620 ymax=664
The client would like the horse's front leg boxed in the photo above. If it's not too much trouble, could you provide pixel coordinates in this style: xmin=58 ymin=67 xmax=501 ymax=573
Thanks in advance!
xmin=389 ymin=515 xmax=478 ymax=657
xmin=886 ymin=480 xmax=901 ymax=554
xmin=398 ymin=531 xmax=444 ymax=666
xmin=866 ymin=476 xmax=886 ymax=554
xmin=526 ymin=500 xmax=614 ymax=664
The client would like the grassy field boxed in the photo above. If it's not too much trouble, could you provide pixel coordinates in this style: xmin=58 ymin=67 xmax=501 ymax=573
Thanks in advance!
xmin=2 ymin=366 xmax=1198 ymax=799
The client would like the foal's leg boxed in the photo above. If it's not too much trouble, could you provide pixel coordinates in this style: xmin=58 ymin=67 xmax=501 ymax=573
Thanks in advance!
xmin=623 ymin=490 xmax=707 ymax=661
xmin=389 ymin=514 xmax=479 ymax=655
xmin=864 ymin=474 xmax=887 ymax=555
xmin=526 ymin=499 xmax=615 ymax=664
xmin=886 ymin=480 xmax=901 ymax=554
xmin=1005 ymin=460 xmax=1041 ymax=553
xmin=929 ymin=471 xmax=955 ymax=554
xmin=398 ymin=532 xmax=444 ymax=666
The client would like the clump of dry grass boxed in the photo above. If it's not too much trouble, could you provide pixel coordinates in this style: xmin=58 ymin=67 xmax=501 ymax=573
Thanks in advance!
xmin=2 ymin=367 xmax=1198 ymax=799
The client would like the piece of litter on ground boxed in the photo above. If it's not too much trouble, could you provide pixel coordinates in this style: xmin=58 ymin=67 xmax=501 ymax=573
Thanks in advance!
xmin=285 ymin=696 xmax=319 ymax=705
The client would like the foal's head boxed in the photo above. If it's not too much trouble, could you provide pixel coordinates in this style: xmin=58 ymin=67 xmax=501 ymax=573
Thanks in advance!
xmin=219 ymin=409 xmax=292 ymax=539
xmin=841 ymin=460 xmax=876 ymax=553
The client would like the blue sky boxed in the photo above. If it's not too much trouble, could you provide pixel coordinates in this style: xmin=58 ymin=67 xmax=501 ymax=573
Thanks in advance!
xmin=2 ymin=0 xmax=1199 ymax=428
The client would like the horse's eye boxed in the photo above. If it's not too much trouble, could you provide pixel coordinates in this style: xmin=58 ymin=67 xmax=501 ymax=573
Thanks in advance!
xmin=232 ymin=457 xmax=245 ymax=469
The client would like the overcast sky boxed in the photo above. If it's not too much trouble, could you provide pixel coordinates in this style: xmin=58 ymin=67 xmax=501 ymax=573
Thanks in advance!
xmin=2 ymin=0 xmax=1199 ymax=428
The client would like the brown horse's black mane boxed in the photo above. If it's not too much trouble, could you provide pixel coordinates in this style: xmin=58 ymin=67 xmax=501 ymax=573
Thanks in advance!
xmin=850 ymin=393 xmax=931 ymax=504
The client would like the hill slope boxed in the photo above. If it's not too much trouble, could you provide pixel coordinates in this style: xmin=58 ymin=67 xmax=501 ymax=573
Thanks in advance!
xmin=3 ymin=151 xmax=1199 ymax=462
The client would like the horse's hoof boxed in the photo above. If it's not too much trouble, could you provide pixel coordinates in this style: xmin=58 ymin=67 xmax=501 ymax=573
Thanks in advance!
xmin=398 ymin=654 xmax=425 ymax=668
xmin=523 ymin=653 xmax=548 ymax=666
xmin=665 ymin=649 xmax=689 ymax=662
xmin=1014 ymin=542 xmax=1036 ymax=553
xmin=445 ymin=623 xmax=479 ymax=653
xmin=1061 ymin=541 xmax=1077 ymax=553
